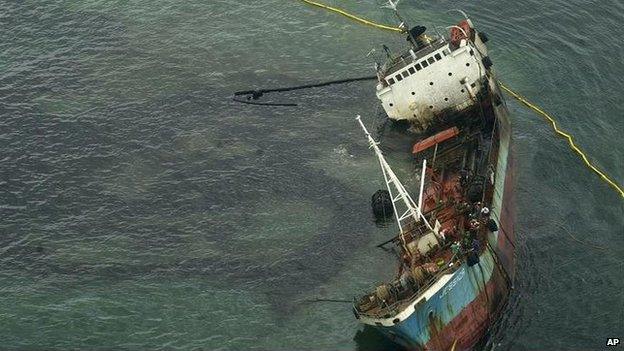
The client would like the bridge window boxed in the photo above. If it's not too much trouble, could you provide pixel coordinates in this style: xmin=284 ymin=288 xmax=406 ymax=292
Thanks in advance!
xmin=388 ymin=78 xmax=395 ymax=85
xmin=396 ymin=74 xmax=403 ymax=81
xmin=435 ymin=53 xmax=442 ymax=61
xmin=421 ymin=60 xmax=429 ymax=68
xmin=402 ymin=71 xmax=409 ymax=78
xmin=428 ymin=57 xmax=435 ymax=64
xmin=408 ymin=67 xmax=415 ymax=74
xmin=415 ymin=63 xmax=422 ymax=71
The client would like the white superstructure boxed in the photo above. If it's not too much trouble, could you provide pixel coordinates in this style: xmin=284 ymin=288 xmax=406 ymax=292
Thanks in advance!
xmin=375 ymin=16 xmax=492 ymax=129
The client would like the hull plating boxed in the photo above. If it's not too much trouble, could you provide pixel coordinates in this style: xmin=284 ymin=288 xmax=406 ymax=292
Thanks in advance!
xmin=370 ymin=100 xmax=515 ymax=350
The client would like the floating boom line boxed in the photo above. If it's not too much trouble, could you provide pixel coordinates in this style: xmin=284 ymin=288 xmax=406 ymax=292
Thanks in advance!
xmin=299 ymin=0 xmax=623 ymax=200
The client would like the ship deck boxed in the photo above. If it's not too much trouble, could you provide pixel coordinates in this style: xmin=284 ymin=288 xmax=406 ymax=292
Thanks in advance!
xmin=354 ymin=96 xmax=503 ymax=321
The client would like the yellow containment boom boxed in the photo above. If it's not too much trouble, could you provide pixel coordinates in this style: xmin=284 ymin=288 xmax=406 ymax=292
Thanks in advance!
xmin=298 ymin=0 xmax=624 ymax=199
xmin=499 ymin=83 xmax=624 ymax=198
xmin=300 ymin=0 xmax=402 ymax=32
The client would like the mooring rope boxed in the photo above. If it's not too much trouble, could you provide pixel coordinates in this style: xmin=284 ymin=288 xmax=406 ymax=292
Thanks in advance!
xmin=296 ymin=0 xmax=624 ymax=199
xmin=300 ymin=298 xmax=353 ymax=303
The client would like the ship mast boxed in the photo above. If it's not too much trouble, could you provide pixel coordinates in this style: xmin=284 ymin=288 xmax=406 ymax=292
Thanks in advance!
xmin=356 ymin=116 xmax=434 ymax=242
xmin=383 ymin=0 xmax=423 ymax=53
xmin=383 ymin=0 xmax=406 ymax=27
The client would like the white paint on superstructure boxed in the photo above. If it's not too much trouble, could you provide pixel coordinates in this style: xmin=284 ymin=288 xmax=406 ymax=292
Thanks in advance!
xmin=376 ymin=41 xmax=487 ymax=124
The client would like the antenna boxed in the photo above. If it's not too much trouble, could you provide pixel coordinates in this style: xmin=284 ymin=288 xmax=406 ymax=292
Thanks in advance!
xmin=382 ymin=0 xmax=400 ymax=11
xmin=382 ymin=0 xmax=420 ymax=49
xmin=433 ymin=26 xmax=447 ymax=43
xmin=446 ymin=9 xmax=469 ymax=20
xmin=446 ymin=9 xmax=473 ymax=27
xmin=381 ymin=0 xmax=407 ymax=27
xmin=418 ymin=159 xmax=427 ymax=212
xmin=356 ymin=116 xmax=434 ymax=238
xmin=382 ymin=44 xmax=392 ymax=59
xmin=446 ymin=25 xmax=468 ymax=38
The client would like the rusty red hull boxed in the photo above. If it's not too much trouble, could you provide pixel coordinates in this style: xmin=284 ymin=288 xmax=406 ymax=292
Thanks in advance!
xmin=364 ymin=86 xmax=516 ymax=350
xmin=425 ymin=147 xmax=515 ymax=351
xmin=423 ymin=255 xmax=511 ymax=351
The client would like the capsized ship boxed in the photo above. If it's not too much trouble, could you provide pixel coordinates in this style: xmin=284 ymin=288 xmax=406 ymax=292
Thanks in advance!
xmin=353 ymin=6 xmax=515 ymax=351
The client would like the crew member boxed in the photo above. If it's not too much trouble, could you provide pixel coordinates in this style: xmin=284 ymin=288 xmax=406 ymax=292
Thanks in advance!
xmin=480 ymin=206 xmax=490 ymax=217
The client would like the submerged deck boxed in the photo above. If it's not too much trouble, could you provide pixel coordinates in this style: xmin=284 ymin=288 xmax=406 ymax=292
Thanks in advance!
xmin=354 ymin=96 xmax=503 ymax=321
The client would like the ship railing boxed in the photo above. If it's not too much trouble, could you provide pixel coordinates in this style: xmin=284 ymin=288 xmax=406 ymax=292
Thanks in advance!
xmin=354 ymin=263 xmax=461 ymax=319
xmin=382 ymin=38 xmax=447 ymax=77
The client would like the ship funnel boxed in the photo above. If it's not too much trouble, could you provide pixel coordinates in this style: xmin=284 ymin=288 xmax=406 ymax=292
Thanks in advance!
xmin=407 ymin=26 xmax=429 ymax=49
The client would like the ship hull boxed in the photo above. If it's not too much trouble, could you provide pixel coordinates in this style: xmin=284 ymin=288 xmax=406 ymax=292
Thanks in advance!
xmin=369 ymin=87 xmax=515 ymax=351
xmin=374 ymin=249 xmax=510 ymax=350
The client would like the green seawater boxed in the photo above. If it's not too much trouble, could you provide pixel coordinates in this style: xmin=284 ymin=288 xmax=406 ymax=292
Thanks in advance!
xmin=0 ymin=0 xmax=622 ymax=349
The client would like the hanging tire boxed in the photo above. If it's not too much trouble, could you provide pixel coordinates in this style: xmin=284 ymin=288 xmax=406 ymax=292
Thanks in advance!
xmin=467 ymin=251 xmax=480 ymax=266
xmin=478 ymin=31 xmax=489 ymax=43
xmin=482 ymin=56 xmax=494 ymax=70
xmin=371 ymin=189 xmax=393 ymax=220
xmin=467 ymin=182 xmax=483 ymax=203
xmin=487 ymin=218 xmax=499 ymax=232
